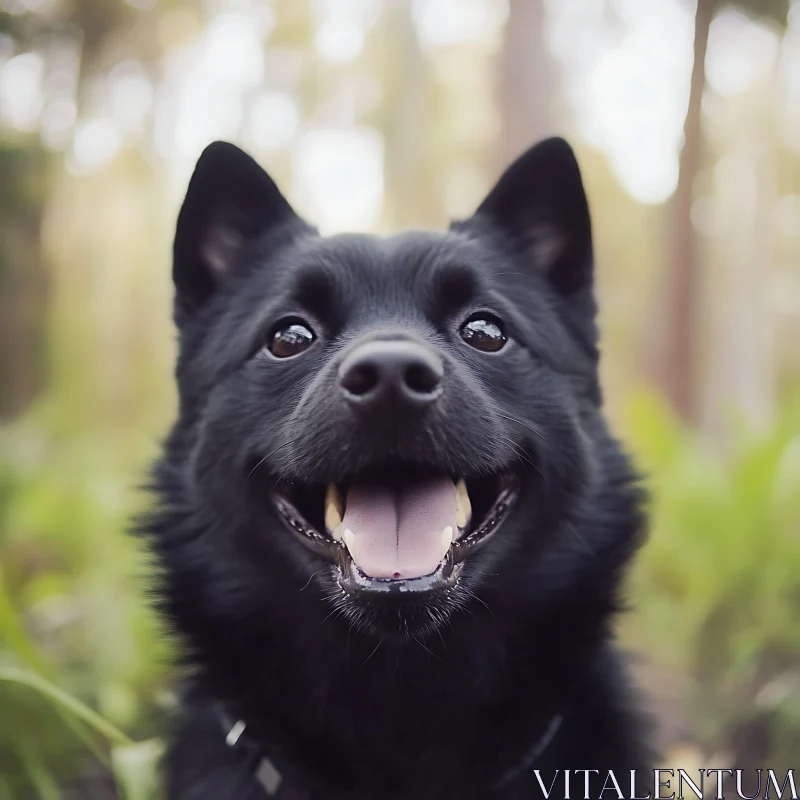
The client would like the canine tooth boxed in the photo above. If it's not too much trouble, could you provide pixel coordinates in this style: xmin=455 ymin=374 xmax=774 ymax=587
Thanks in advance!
xmin=441 ymin=526 xmax=453 ymax=558
xmin=343 ymin=528 xmax=356 ymax=556
xmin=332 ymin=523 xmax=343 ymax=541
xmin=455 ymin=479 xmax=471 ymax=529
xmin=325 ymin=484 xmax=344 ymax=534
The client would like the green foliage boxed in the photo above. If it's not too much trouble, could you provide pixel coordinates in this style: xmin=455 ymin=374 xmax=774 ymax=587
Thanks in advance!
xmin=0 ymin=417 xmax=172 ymax=797
xmin=622 ymin=392 xmax=800 ymax=763
xmin=0 ymin=669 xmax=162 ymax=799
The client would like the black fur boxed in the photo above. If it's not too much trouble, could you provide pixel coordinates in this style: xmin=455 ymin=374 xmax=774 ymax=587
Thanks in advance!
xmin=142 ymin=137 xmax=655 ymax=799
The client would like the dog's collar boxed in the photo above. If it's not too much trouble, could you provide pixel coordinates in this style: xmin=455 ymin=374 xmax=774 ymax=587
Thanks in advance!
xmin=218 ymin=706 xmax=310 ymax=799
xmin=218 ymin=704 xmax=562 ymax=797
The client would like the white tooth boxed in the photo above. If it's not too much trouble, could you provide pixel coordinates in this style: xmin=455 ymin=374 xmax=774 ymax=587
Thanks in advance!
xmin=325 ymin=484 xmax=344 ymax=534
xmin=441 ymin=526 xmax=453 ymax=558
xmin=343 ymin=528 xmax=356 ymax=556
xmin=455 ymin=479 xmax=472 ymax=529
xmin=332 ymin=523 xmax=343 ymax=541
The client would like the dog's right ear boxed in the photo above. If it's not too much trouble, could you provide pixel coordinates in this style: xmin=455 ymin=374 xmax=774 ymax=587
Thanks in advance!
xmin=173 ymin=142 xmax=308 ymax=324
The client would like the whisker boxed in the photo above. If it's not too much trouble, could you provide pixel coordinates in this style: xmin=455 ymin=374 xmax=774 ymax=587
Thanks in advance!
xmin=498 ymin=436 xmax=534 ymax=466
xmin=322 ymin=605 xmax=346 ymax=624
xmin=495 ymin=412 xmax=549 ymax=446
xmin=246 ymin=438 xmax=300 ymax=482
xmin=360 ymin=638 xmax=383 ymax=668
xmin=433 ymin=624 xmax=448 ymax=653
xmin=462 ymin=586 xmax=494 ymax=617
xmin=299 ymin=569 xmax=325 ymax=592
xmin=411 ymin=632 xmax=444 ymax=663
xmin=497 ymin=435 xmax=546 ymax=482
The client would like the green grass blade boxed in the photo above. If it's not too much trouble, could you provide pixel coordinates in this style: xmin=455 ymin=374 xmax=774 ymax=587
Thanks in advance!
xmin=0 ymin=667 xmax=134 ymax=748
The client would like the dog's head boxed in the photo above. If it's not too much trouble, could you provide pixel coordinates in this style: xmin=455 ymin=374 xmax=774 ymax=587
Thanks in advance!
xmin=161 ymin=138 xmax=613 ymax=641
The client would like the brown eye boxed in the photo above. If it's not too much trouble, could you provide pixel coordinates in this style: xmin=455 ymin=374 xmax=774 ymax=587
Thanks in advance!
xmin=269 ymin=321 xmax=315 ymax=358
xmin=459 ymin=315 xmax=507 ymax=352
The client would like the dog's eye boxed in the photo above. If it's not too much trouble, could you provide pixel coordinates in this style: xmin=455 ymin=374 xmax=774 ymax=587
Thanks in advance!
xmin=459 ymin=315 xmax=507 ymax=352
xmin=269 ymin=320 xmax=315 ymax=358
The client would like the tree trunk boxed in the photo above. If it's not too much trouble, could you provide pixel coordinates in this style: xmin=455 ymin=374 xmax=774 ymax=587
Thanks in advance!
xmin=381 ymin=0 xmax=432 ymax=228
xmin=0 ymin=145 xmax=49 ymax=420
xmin=700 ymin=66 xmax=778 ymax=444
xmin=492 ymin=0 xmax=557 ymax=176
xmin=648 ymin=0 xmax=716 ymax=424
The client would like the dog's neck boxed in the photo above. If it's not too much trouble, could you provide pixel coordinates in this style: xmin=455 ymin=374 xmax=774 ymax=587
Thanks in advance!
xmin=215 ymin=696 xmax=565 ymax=798
xmin=196 ymin=598 xmax=607 ymax=796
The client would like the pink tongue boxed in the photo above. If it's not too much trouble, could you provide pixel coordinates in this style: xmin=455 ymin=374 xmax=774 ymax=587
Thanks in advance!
xmin=342 ymin=477 xmax=457 ymax=579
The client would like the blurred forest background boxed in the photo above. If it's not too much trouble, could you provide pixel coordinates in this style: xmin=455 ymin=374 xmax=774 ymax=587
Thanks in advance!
xmin=0 ymin=0 xmax=799 ymax=796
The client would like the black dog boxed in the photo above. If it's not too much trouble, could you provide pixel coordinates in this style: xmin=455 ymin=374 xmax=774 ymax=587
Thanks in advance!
xmin=143 ymin=137 xmax=654 ymax=799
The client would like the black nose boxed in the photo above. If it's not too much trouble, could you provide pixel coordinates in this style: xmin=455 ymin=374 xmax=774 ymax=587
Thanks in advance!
xmin=339 ymin=340 xmax=443 ymax=411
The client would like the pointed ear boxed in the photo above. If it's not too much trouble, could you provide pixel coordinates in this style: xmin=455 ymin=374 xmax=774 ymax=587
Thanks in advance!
xmin=458 ymin=138 xmax=593 ymax=295
xmin=173 ymin=142 xmax=309 ymax=323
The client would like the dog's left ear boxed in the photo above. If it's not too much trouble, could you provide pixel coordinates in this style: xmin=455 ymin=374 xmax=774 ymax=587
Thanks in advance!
xmin=458 ymin=137 xmax=593 ymax=296
xmin=173 ymin=142 xmax=311 ymax=324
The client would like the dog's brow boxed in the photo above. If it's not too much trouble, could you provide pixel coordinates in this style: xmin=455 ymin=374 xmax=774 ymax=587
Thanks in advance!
xmin=425 ymin=262 xmax=479 ymax=312
xmin=292 ymin=264 xmax=338 ymax=310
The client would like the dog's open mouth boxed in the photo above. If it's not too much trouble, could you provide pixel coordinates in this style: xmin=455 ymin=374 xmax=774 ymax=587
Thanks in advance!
xmin=269 ymin=463 xmax=518 ymax=594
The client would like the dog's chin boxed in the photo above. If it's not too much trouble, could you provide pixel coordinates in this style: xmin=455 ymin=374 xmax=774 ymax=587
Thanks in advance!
xmin=265 ymin=460 xmax=519 ymax=607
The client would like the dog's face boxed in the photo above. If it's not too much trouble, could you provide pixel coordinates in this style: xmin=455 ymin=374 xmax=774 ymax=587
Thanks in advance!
xmin=169 ymin=138 xmax=602 ymax=640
